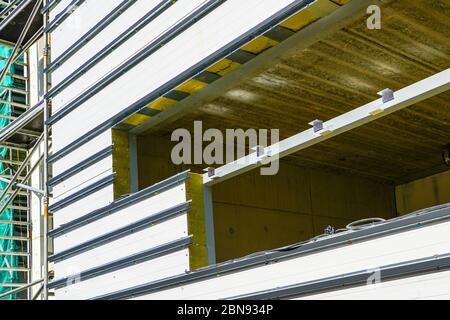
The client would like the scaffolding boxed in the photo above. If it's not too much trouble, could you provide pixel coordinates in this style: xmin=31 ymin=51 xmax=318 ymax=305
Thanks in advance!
xmin=0 ymin=0 xmax=46 ymax=300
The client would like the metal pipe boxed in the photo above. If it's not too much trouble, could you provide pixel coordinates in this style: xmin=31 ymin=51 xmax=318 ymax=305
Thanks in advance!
xmin=0 ymin=100 xmax=45 ymax=144
xmin=0 ymin=152 xmax=44 ymax=216
xmin=32 ymin=284 xmax=43 ymax=300
xmin=0 ymin=0 xmax=43 ymax=90
xmin=42 ymin=0 xmax=50 ymax=301
xmin=14 ymin=25 xmax=44 ymax=65
xmin=0 ymin=278 xmax=44 ymax=300
xmin=0 ymin=132 xmax=43 ymax=207
xmin=0 ymin=176 xmax=44 ymax=195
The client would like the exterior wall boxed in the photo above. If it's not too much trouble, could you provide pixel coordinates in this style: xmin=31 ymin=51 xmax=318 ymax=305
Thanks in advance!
xmin=46 ymin=0 xmax=310 ymax=299
xmin=47 ymin=0 xmax=311 ymax=221
xmin=296 ymin=270 xmax=450 ymax=300
xmin=48 ymin=171 xmax=210 ymax=299
xmin=396 ymin=170 xmax=450 ymax=215
xmin=125 ymin=205 xmax=450 ymax=300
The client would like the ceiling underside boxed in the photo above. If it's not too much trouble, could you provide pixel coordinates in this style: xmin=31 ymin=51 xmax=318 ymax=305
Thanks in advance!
xmin=143 ymin=0 xmax=450 ymax=184
xmin=0 ymin=0 xmax=43 ymax=44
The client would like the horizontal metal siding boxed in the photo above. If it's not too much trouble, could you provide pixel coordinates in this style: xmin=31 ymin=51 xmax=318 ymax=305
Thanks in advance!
xmin=53 ymin=184 xmax=114 ymax=229
xmin=295 ymin=269 xmax=450 ymax=300
xmin=48 ymin=145 xmax=113 ymax=187
xmin=49 ymin=171 xmax=190 ymax=237
xmin=95 ymin=206 xmax=450 ymax=299
xmin=49 ymin=0 xmax=177 ymax=101
xmin=53 ymin=216 xmax=189 ymax=279
xmin=52 ymin=155 xmax=113 ymax=200
xmin=53 ymin=183 xmax=187 ymax=252
xmin=55 ymin=249 xmax=191 ymax=300
xmin=49 ymin=174 xmax=115 ymax=213
xmin=49 ymin=0 xmax=300 ymax=150
xmin=50 ymin=0 xmax=124 ymax=60
xmin=49 ymin=172 xmax=192 ymax=300
xmin=51 ymin=127 xmax=112 ymax=167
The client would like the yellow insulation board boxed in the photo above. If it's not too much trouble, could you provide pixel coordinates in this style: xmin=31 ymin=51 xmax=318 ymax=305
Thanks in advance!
xmin=185 ymin=173 xmax=209 ymax=270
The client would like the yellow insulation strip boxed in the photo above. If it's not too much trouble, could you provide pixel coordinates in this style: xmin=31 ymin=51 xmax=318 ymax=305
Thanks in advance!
xmin=207 ymin=58 xmax=240 ymax=76
xmin=147 ymin=97 xmax=177 ymax=111
xmin=241 ymin=36 xmax=278 ymax=54
xmin=123 ymin=114 xmax=151 ymax=126
xmin=176 ymin=79 xmax=208 ymax=94
xmin=281 ymin=0 xmax=340 ymax=31
xmin=185 ymin=173 xmax=209 ymax=270
xmin=111 ymin=129 xmax=130 ymax=200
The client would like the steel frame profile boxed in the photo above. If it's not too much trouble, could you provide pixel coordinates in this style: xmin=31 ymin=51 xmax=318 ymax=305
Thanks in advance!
xmin=203 ymin=68 xmax=450 ymax=185
xmin=41 ymin=0 xmax=50 ymax=301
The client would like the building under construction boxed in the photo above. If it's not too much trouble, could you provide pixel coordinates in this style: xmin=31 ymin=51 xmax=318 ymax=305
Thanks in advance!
xmin=0 ymin=0 xmax=449 ymax=300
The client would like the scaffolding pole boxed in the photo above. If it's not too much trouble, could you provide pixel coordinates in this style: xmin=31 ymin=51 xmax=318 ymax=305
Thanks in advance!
xmin=0 ymin=0 xmax=21 ymax=20
xmin=0 ymin=278 xmax=43 ymax=299
xmin=0 ymin=152 xmax=44 ymax=219
xmin=0 ymin=132 xmax=43 ymax=209
xmin=0 ymin=0 xmax=43 ymax=87
xmin=0 ymin=0 xmax=45 ymax=301
xmin=42 ymin=0 xmax=50 ymax=300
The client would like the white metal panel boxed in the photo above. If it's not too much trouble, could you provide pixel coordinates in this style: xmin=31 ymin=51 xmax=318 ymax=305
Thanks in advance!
xmin=53 ymin=215 xmax=188 ymax=278
xmin=53 ymin=184 xmax=114 ymax=229
xmin=52 ymin=156 xmax=113 ymax=200
xmin=48 ymin=0 xmax=73 ymax=22
xmin=134 ymin=221 xmax=450 ymax=300
xmin=51 ymin=0 xmax=173 ymax=91
xmin=295 ymin=270 xmax=450 ymax=300
xmin=50 ymin=0 xmax=124 ymax=60
xmin=54 ymin=249 xmax=190 ymax=300
xmin=54 ymin=183 xmax=187 ymax=252
xmin=52 ymin=0 xmax=206 ymax=113
xmin=51 ymin=0 xmax=297 ymax=147
xmin=51 ymin=129 xmax=112 ymax=176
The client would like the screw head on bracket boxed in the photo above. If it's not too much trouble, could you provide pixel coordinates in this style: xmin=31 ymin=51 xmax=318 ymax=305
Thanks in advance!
xmin=377 ymin=88 xmax=394 ymax=103
xmin=309 ymin=119 xmax=324 ymax=133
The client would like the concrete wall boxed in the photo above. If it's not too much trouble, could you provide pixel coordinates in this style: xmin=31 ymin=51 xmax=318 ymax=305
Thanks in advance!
xmin=396 ymin=170 xmax=450 ymax=215
xmin=137 ymin=134 xmax=397 ymax=262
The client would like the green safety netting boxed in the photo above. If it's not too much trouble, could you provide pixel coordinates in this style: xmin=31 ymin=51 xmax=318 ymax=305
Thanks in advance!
xmin=0 ymin=44 xmax=18 ymax=300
